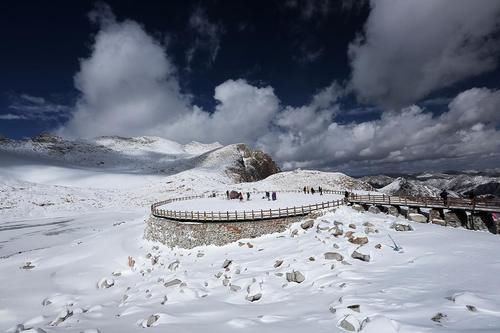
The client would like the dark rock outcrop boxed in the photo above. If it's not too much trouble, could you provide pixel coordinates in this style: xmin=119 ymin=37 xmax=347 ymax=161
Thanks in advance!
xmin=226 ymin=144 xmax=280 ymax=182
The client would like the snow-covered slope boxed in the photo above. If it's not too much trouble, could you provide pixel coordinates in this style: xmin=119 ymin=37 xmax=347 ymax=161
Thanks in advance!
xmin=379 ymin=177 xmax=445 ymax=197
xmin=2 ymin=135 xmax=500 ymax=332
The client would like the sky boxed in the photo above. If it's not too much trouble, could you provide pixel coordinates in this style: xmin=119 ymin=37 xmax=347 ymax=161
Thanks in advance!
xmin=1 ymin=0 xmax=500 ymax=176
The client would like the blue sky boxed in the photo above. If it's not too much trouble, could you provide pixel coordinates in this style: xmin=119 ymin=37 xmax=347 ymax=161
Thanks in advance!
xmin=1 ymin=0 xmax=500 ymax=174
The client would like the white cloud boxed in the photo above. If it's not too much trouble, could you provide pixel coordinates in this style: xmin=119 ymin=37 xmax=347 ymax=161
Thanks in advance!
xmin=349 ymin=0 xmax=500 ymax=108
xmin=0 ymin=113 xmax=28 ymax=120
xmin=57 ymin=4 xmax=500 ymax=175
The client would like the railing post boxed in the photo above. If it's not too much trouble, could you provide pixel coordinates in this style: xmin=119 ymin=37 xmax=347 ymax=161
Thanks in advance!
xmin=252 ymin=210 xmax=254 ymax=219
xmin=244 ymin=211 xmax=246 ymax=219
xmin=227 ymin=211 xmax=229 ymax=220
xmin=203 ymin=211 xmax=206 ymax=221
xmin=235 ymin=211 xmax=237 ymax=220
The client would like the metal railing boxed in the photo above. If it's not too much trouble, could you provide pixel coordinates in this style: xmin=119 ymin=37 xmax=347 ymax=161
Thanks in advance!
xmin=348 ymin=193 xmax=500 ymax=213
xmin=151 ymin=190 xmax=345 ymax=222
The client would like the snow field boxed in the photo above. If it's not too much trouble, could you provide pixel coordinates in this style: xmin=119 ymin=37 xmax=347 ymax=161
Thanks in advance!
xmin=2 ymin=206 xmax=500 ymax=332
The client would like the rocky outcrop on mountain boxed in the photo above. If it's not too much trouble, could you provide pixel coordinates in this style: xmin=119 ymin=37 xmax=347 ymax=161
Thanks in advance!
xmin=380 ymin=177 xmax=444 ymax=197
xmin=225 ymin=144 xmax=280 ymax=182
xmin=360 ymin=175 xmax=394 ymax=189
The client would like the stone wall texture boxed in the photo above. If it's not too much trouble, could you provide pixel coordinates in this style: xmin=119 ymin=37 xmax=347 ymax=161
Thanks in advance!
xmin=144 ymin=215 xmax=304 ymax=249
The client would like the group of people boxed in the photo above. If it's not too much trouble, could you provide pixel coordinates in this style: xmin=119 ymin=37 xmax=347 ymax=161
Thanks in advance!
xmin=440 ymin=189 xmax=476 ymax=208
xmin=226 ymin=190 xmax=251 ymax=202
xmin=303 ymin=186 xmax=323 ymax=195
xmin=264 ymin=191 xmax=277 ymax=201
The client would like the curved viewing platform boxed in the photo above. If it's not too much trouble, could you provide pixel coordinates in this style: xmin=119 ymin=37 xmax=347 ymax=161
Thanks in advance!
xmin=151 ymin=190 xmax=345 ymax=222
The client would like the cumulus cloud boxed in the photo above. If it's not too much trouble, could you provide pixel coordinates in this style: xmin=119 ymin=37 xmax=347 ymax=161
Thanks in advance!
xmin=349 ymin=0 xmax=500 ymax=108
xmin=58 ymin=4 xmax=500 ymax=175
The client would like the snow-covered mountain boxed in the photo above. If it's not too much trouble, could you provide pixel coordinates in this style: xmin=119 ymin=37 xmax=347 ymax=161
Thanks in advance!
xmin=1 ymin=135 xmax=500 ymax=332
xmin=359 ymin=172 xmax=500 ymax=198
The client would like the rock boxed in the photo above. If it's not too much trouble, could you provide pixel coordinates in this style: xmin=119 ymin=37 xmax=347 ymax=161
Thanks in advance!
xmin=215 ymin=272 xmax=223 ymax=278
xmin=333 ymin=243 xmax=340 ymax=249
xmin=364 ymin=227 xmax=378 ymax=234
xmin=324 ymin=252 xmax=344 ymax=261
xmin=246 ymin=293 xmax=262 ymax=302
xmin=291 ymin=229 xmax=299 ymax=237
xmin=247 ymin=242 xmax=254 ymax=248
xmin=112 ymin=271 xmax=122 ymax=277
xmin=146 ymin=253 xmax=152 ymax=259
xmin=432 ymin=219 xmax=446 ymax=226
xmin=368 ymin=206 xmax=381 ymax=214
xmin=408 ymin=213 xmax=427 ymax=223
xmin=223 ymin=279 xmax=230 ymax=286
xmin=390 ymin=223 xmax=414 ymax=232
xmin=348 ymin=223 xmax=357 ymax=229
xmin=308 ymin=256 xmax=315 ymax=261
xmin=431 ymin=312 xmax=447 ymax=323
xmin=197 ymin=252 xmax=204 ymax=257
xmin=21 ymin=262 xmax=35 ymax=269
xmin=146 ymin=314 xmax=159 ymax=327
xmin=345 ymin=231 xmax=355 ymax=238
xmin=349 ymin=236 xmax=369 ymax=245
xmin=341 ymin=260 xmax=352 ymax=265
xmin=230 ymin=284 xmax=242 ymax=292
xmin=347 ymin=304 xmax=360 ymax=312
xmin=222 ymin=259 xmax=232 ymax=269
xmin=97 ymin=278 xmax=115 ymax=289
xmin=387 ymin=206 xmax=399 ymax=216
xmin=334 ymin=221 xmax=344 ymax=226
xmin=50 ymin=309 xmax=73 ymax=326
xmin=466 ymin=305 xmax=477 ymax=312
xmin=274 ymin=260 xmax=283 ymax=268
xmin=352 ymin=204 xmax=365 ymax=212
xmin=286 ymin=270 xmax=305 ymax=283
xmin=362 ymin=222 xmax=374 ymax=227
xmin=164 ymin=278 xmax=182 ymax=288
xmin=301 ymin=219 xmax=314 ymax=230
xmin=238 ymin=242 xmax=245 ymax=246
xmin=374 ymin=244 xmax=382 ymax=249
xmin=168 ymin=260 xmax=180 ymax=271
xmin=332 ymin=226 xmax=343 ymax=237
xmin=330 ymin=264 xmax=335 ymax=270
xmin=351 ymin=250 xmax=370 ymax=262
xmin=339 ymin=315 xmax=360 ymax=331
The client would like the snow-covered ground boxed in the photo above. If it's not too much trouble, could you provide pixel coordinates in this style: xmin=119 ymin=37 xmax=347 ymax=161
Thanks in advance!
xmin=161 ymin=193 xmax=344 ymax=212
xmin=1 ymin=137 xmax=500 ymax=332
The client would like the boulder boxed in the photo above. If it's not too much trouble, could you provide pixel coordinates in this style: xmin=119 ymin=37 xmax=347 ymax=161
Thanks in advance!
xmin=246 ymin=293 xmax=262 ymax=302
xmin=274 ymin=260 xmax=283 ymax=268
xmin=222 ymin=259 xmax=232 ymax=269
xmin=230 ymin=284 xmax=242 ymax=292
xmin=324 ymin=252 xmax=344 ymax=261
xmin=97 ymin=278 xmax=114 ymax=289
xmin=351 ymin=250 xmax=371 ymax=262
xmin=368 ymin=206 xmax=381 ymax=214
xmin=164 ymin=279 xmax=182 ymax=288
xmin=348 ymin=223 xmax=357 ymax=229
xmin=146 ymin=314 xmax=159 ymax=327
xmin=301 ymin=219 xmax=314 ymax=230
xmin=352 ymin=204 xmax=365 ymax=212
xmin=408 ymin=213 xmax=427 ymax=223
xmin=286 ymin=270 xmax=305 ymax=283
xmin=349 ymin=236 xmax=369 ymax=245
xmin=362 ymin=222 xmax=374 ymax=227
xmin=387 ymin=206 xmax=400 ymax=216
xmin=339 ymin=315 xmax=360 ymax=332
xmin=390 ymin=223 xmax=413 ymax=232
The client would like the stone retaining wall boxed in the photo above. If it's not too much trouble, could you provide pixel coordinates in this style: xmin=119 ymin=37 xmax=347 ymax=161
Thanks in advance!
xmin=144 ymin=215 xmax=305 ymax=249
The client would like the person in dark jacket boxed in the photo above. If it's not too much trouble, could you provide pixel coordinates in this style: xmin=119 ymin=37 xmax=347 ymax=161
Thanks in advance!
xmin=272 ymin=192 xmax=277 ymax=201
xmin=247 ymin=192 xmax=250 ymax=201
xmin=311 ymin=187 xmax=315 ymax=195
xmin=468 ymin=191 xmax=476 ymax=209
xmin=303 ymin=186 xmax=307 ymax=194
xmin=319 ymin=186 xmax=323 ymax=195
xmin=440 ymin=190 xmax=448 ymax=206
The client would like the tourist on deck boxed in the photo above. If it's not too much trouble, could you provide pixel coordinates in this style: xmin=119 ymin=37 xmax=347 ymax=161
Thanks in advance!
xmin=303 ymin=186 xmax=306 ymax=194
xmin=226 ymin=190 xmax=229 ymax=200
xmin=265 ymin=191 xmax=270 ymax=201
xmin=247 ymin=192 xmax=250 ymax=201
xmin=344 ymin=191 xmax=349 ymax=203
xmin=468 ymin=191 xmax=476 ymax=210
xmin=440 ymin=190 xmax=448 ymax=206
xmin=272 ymin=192 xmax=277 ymax=201
xmin=239 ymin=192 xmax=243 ymax=202
xmin=319 ymin=186 xmax=323 ymax=195
xmin=311 ymin=187 xmax=315 ymax=195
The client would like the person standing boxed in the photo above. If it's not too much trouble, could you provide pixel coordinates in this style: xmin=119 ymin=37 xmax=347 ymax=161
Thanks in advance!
xmin=272 ymin=192 xmax=277 ymax=201
xmin=440 ymin=190 xmax=449 ymax=206
xmin=319 ymin=186 xmax=323 ymax=195
xmin=247 ymin=192 xmax=251 ymax=201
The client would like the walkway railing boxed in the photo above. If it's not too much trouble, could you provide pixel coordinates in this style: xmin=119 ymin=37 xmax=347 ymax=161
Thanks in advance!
xmin=348 ymin=193 xmax=500 ymax=213
xmin=151 ymin=190 xmax=345 ymax=222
